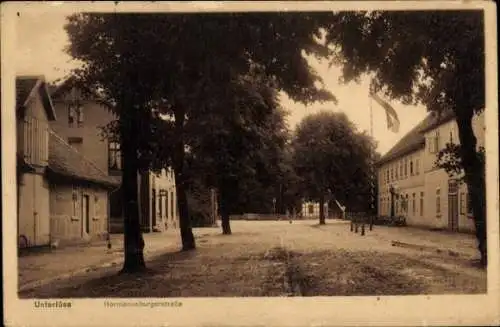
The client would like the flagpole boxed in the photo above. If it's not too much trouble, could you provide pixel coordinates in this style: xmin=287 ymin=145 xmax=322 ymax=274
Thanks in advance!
xmin=369 ymin=93 xmax=375 ymax=231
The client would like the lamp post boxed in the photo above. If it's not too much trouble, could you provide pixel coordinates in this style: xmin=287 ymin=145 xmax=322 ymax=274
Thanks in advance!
xmin=272 ymin=197 xmax=276 ymax=216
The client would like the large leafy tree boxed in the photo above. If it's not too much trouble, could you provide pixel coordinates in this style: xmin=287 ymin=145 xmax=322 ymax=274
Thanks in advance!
xmin=324 ymin=10 xmax=487 ymax=265
xmin=65 ymin=12 xmax=335 ymax=270
xmin=186 ymin=67 xmax=292 ymax=234
xmin=292 ymin=111 xmax=377 ymax=224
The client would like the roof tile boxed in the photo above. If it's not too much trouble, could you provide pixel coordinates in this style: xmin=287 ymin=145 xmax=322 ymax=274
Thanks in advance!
xmin=378 ymin=110 xmax=455 ymax=165
xmin=48 ymin=131 xmax=121 ymax=188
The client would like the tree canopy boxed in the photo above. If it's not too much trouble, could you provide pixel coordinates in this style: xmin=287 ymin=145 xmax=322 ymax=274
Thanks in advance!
xmin=292 ymin=111 xmax=378 ymax=224
xmin=64 ymin=12 xmax=337 ymax=268
xmin=323 ymin=10 xmax=487 ymax=265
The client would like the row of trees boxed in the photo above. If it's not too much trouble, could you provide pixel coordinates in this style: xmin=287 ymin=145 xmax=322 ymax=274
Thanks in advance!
xmin=65 ymin=10 xmax=487 ymax=271
xmin=65 ymin=13 xmax=335 ymax=272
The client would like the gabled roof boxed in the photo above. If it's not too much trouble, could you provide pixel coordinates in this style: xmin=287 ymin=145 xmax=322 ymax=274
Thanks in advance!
xmin=50 ymin=76 xmax=115 ymax=110
xmin=16 ymin=76 xmax=57 ymax=121
xmin=377 ymin=110 xmax=456 ymax=166
xmin=47 ymin=130 xmax=121 ymax=188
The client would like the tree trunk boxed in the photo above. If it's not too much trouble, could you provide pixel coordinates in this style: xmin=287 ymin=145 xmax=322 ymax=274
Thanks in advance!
xmin=120 ymin=104 xmax=146 ymax=273
xmin=456 ymin=113 xmax=487 ymax=266
xmin=319 ymin=194 xmax=326 ymax=225
xmin=173 ymin=109 xmax=196 ymax=251
xmin=219 ymin=186 xmax=232 ymax=235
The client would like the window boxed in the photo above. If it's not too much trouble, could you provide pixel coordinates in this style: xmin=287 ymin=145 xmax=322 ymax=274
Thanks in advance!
xmin=159 ymin=190 xmax=163 ymax=218
xmin=171 ymin=191 xmax=174 ymax=218
xmin=391 ymin=167 xmax=394 ymax=180
xmin=467 ymin=193 xmax=474 ymax=217
xmin=68 ymin=137 xmax=83 ymax=146
xmin=404 ymin=159 xmax=408 ymax=177
xmin=308 ymin=204 xmax=314 ymax=214
xmin=460 ymin=192 xmax=466 ymax=215
xmin=399 ymin=161 xmax=403 ymax=178
xmin=412 ymin=193 xmax=416 ymax=215
xmin=420 ymin=192 xmax=424 ymax=216
xmin=72 ymin=187 xmax=78 ymax=216
xmin=68 ymin=103 xmax=84 ymax=127
xmin=395 ymin=164 xmax=399 ymax=179
xmin=416 ymin=159 xmax=420 ymax=175
xmin=436 ymin=188 xmax=441 ymax=215
xmin=68 ymin=104 xmax=75 ymax=125
xmin=76 ymin=105 xmax=84 ymax=127
xmin=433 ymin=131 xmax=440 ymax=153
xmin=410 ymin=161 xmax=414 ymax=175
xmin=108 ymin=141 xmax=122 ymax=170
xmin=165 ymin=192 xmax=169 ymax=218
xmin=448 ymin=179 xmax=458 ymax=194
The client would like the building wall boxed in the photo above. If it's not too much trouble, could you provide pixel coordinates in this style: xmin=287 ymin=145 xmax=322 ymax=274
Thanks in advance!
xmin=50 ymin=87 xmax=115 ymax=173
xmin=421 ymin=112 xmax=484 ymax=233
xmin=301 ymin=201 xmax=328 ymax=219
xmin=377 ymin=112 xmax=485 ymax=233
xmin=377 ymin=148 xmax=425 ymax=218
xmin=18 ymin=91 xmax=50 ymax=167
xmin=17 ymin=83 xmax=52 ymax=248
xmin=18 ymin=173 xmax=51 ymax=247
xmin=49 ymin=183 xmax=109 ymax=243
xmin=52 ymin=84 xmax=180 ymax=234
xmin=150 ymin=168 xmax=178 ymax=231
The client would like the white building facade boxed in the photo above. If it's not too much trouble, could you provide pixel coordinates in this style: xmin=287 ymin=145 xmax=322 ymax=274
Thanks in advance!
xmin=301 ymin=201 xmax=329 ymax=219
xmin=377 ymin=111 xmax=485 ymax=233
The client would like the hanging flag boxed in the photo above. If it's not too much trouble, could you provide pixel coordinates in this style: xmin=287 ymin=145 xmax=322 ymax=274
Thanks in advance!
xmin=370 ymin=92 xmax=400 ymax=133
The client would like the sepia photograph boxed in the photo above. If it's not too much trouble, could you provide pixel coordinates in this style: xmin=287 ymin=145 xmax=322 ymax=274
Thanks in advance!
xmin=2 ymin=1 xmax=499 ymax=326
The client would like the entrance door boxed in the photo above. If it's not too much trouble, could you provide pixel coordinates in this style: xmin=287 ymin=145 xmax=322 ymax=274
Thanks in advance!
xmin=32 ymin=175 xmax=50 ymax=246
xmin=82 ymin=194 xmax=90 ymax=236
xmin=448 ymin=180 xmax=459 ymax=231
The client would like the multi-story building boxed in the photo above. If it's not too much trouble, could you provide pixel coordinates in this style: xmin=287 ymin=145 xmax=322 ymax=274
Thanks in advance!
xmin=49 ymin=78 xmax=179 ymax=234
xmin=16 ymin=76 xmax=55 ymax=247
xmin=377 ymin=110 xmax=485 ymax=232
xmin=16 ymin=75 xmax=117 ymax=248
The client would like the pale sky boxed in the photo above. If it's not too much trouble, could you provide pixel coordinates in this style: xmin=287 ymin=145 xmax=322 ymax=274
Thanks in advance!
xmin=15 ymin=10 xmax=429 ymax=156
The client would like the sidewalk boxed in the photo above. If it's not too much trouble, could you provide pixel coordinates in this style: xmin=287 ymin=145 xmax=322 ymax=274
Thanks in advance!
xmin=365 ymin=224 xmax=479 ymax=258
xmin=18 ymin=230 xmax=183 ymax=292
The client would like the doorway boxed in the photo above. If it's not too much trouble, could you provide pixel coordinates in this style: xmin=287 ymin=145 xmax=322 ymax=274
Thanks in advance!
xmin=448 ymin=179 xmax=459 ymax=231
xmin=82 ymin=194 xmax=90 ymax=236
